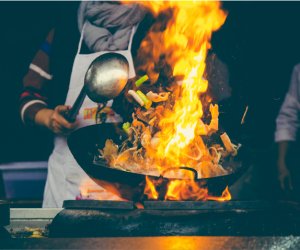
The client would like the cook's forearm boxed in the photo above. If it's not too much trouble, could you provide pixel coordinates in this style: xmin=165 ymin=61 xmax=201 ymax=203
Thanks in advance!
xmin=19 ymin=29 xmax=55 ymax=126
xmin=277 ymin=141 xmax=289 ymax=166
xmin=277 ymin=140 xmax=293 ymax=190
xmin=20 ymin=101 xmax=48 ymax=126
xmin=275 ymin=94 xmax=299 ymax=142
xmin=275 ymin=65 xmax=300 ymax=142
xmin=34 ymin=108 xmax=53 ymax=128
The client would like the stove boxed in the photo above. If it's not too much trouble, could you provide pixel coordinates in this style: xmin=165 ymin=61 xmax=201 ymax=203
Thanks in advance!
xmin=2 ymin=200 xmax=300 ymax=249
xmin=48 ymin=200 xmax=300 ymax=238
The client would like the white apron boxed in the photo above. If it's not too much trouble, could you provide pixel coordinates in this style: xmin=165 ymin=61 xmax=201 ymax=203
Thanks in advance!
xmin=43 ymin=24 xmax=137 ymax=208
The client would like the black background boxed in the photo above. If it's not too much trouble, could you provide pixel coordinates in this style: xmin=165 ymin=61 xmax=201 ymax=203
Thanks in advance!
xmin=0 ymin=1 xmax=299 ymax=198
xmin=0 ymin=2 xmax=68 ymax=162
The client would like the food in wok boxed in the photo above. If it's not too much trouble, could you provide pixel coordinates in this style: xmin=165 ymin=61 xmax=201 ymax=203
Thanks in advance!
xmin=95 ymin=75 xmax=241 ymax=180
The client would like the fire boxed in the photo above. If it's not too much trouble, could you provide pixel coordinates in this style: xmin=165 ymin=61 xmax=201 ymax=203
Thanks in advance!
xmin=165 ymin=179 xmax=208 ymax=201
xmin=207 ymin=186 xmax=232 ymax=201
xmin=166 ymin=183 xmax=232 ymax=202
xmin=136 ymin=0 xmax=227 ymax=166
xmin=144 ymin=176 xmax=159 ymax=200
xmin=135 ymin=1 xmax=230 ymax=200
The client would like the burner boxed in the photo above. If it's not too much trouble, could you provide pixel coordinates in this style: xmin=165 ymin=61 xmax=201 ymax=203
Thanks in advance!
xmin=49 ymin=200 xmax=300 ymax=237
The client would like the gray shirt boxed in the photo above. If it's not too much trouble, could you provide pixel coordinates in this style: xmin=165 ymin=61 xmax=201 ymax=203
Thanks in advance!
xmin=275 ymin=64 xmax=300 ymax=142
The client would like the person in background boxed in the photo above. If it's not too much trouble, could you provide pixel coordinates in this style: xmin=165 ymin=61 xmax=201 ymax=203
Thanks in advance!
xmin=19 ymin=2 xmax=149 ymax=207
xmin=275 ymin=64 xmax=300 ymax=194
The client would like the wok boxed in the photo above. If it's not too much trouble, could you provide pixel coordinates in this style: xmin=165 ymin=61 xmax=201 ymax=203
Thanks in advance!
xmin=68 ymin=123 xmax=250 ymax=201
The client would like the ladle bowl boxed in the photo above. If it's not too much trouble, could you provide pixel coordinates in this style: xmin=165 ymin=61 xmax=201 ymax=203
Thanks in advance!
xmin=66 ymin=53 xmax=129 ymax=122
xmin=85 ymin=53 xmax=129 ymax=103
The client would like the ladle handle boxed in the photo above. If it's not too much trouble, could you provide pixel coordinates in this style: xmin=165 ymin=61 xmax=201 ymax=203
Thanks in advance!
xmin=65 ymin=86 xmax=86 ymax=123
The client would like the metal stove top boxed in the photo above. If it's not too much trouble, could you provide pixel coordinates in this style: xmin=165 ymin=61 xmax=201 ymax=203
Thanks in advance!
xmin=2 ymin=200 xmax=300 ymax=240
xmin=49 ymin=200 xmax=300 ymax=237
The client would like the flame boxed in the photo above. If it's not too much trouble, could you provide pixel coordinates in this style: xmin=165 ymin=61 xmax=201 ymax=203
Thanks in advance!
xmin=144 ymin=176 xmax=159 ymax=200
xmin=114 ymin=0 xmax=231 ymax=201
xmin=165 ymin=180 xmax=208 ymax=201
xmin=136 ymin=0 xmax=226 ymax=167
xmin=137 ymin=1 xmax=229 ymax=201
xmin=207 ymin=186 xmax=232 ymax=201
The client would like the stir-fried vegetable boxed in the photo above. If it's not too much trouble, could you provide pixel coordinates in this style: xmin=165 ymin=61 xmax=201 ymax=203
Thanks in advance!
xmin=146 ymin=91 xmax=170 ymax=102
xmin=135 ymin=74 xmax=149 ymax=87
xmin=136 ymin=90 xmax=152 ymax=109
xmin=220 ymin=132 xmax=238 ymax=156
xmin=128 ymin=90 xmax=144 ymax=106
xmin=122 ymin=122 xmax=131 ymax=134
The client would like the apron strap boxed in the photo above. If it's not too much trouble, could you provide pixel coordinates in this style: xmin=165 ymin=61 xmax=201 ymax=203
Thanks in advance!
xmin=127 ymin=24 xmax=139 ymax=51
xmin=77 ymin=22 xmax=87 ymax=55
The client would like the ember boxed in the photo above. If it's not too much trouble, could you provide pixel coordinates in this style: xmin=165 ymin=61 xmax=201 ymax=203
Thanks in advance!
xmin=97 ymin=0 xmax=236 ymax=201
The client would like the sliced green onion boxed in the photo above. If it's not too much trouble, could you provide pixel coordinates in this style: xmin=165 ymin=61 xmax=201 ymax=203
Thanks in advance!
xmin=122 ymin=122 xmax=131 ymax=134
xmin=135 ymin=75 xmax=149 ymax=87
xmin=136 ymin=90 xmax=152 ymax=109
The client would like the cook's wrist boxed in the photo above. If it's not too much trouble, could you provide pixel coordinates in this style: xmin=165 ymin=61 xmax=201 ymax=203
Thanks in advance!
xmin=277 ymin=159 xmax=287 ymax=169
xmin=34 ymin=108 xmax=53 ymax=128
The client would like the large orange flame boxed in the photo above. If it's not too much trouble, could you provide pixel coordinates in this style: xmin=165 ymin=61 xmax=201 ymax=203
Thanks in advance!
xmin=109 ymin=0 xmax=231 ymax=201
xmin=135 ymin=1 xmax=229 ymax=200
xmin=137 ymin=0 xmax=227 ymax=167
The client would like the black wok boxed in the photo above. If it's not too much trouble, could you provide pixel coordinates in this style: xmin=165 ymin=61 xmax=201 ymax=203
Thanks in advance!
xmin=67 ymin=123 xmax=250 ymax=201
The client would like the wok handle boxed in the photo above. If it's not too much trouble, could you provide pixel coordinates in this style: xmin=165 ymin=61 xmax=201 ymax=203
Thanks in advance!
xmin=161 ymin=166 xmax=198 ymax=180
xmin=64 ymin=86 xmax=87 ymax=123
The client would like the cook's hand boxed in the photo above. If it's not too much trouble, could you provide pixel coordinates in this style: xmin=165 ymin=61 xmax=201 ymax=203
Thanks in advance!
xmin=278 ymin=161 xmax=293 ymax=191
xmin=35 ymin=105 xmax=77 ymax=135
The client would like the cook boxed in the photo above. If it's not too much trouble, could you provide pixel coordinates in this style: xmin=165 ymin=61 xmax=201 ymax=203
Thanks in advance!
xmin=19 ymin=1 xmax=148 ymax=207
xmin=275 ymin=63 xmax=300 ymax=192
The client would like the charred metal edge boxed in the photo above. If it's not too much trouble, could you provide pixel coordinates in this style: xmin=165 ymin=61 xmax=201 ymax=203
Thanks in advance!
xmin=143 ymin=200 xmax=300 ymax=210
xmin=63 ymin=200 xmax=135 ymax=210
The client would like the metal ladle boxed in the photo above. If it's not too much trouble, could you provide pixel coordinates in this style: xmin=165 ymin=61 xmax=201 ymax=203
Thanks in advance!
xmin=66 ymin=53 xmax=129 ymax=122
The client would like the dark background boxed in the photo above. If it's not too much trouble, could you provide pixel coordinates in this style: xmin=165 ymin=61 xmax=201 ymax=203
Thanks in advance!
xmin=0 ymin=1 xmax=299 ymax=199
